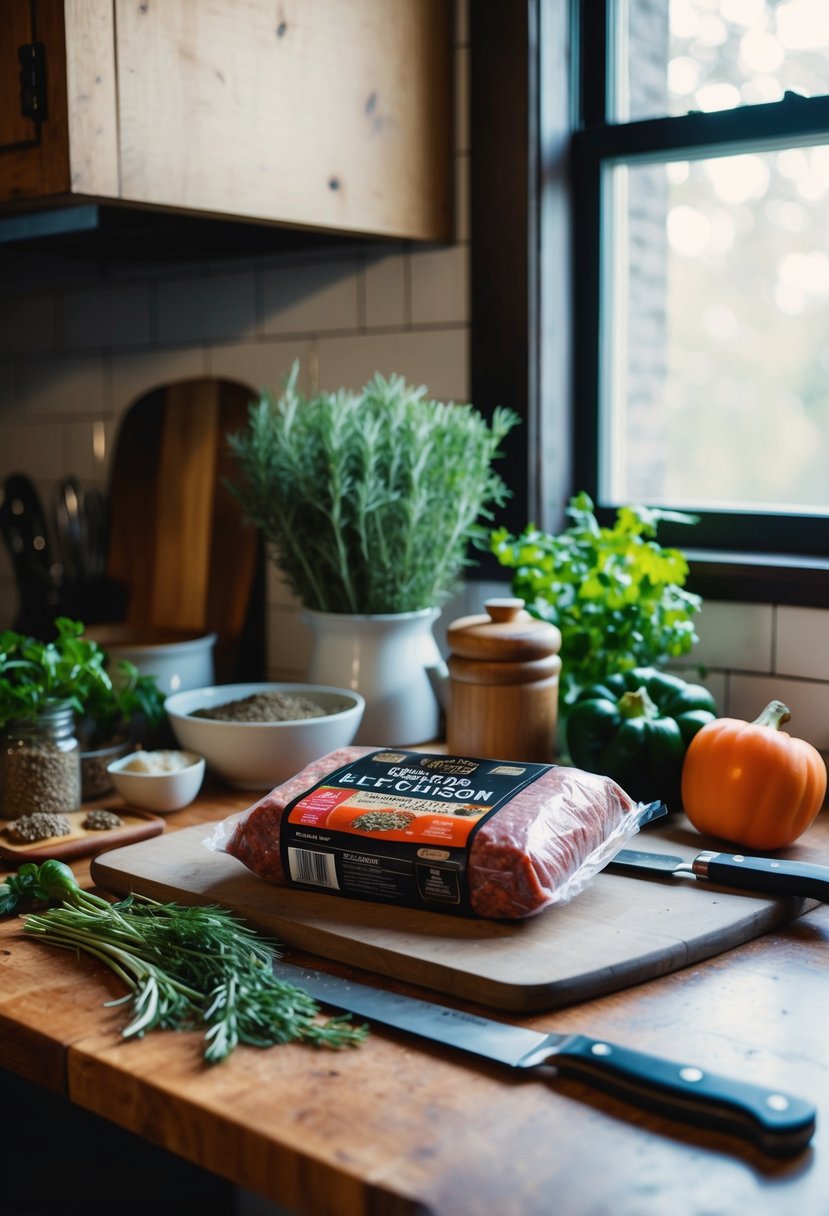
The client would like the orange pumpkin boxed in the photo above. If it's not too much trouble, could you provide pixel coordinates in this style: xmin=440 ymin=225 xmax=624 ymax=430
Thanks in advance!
xmin=681 ymin=700 xmax=827 ymax=850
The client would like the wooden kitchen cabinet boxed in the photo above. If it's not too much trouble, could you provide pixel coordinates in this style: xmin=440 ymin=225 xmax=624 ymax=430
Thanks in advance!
xmin=0 ymin=0 xmax=453 ymax=243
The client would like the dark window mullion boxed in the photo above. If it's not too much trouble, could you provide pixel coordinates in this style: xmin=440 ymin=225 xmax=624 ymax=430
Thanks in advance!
xmin=576 ymin=0 xmax=610 ymax=127
xmin=577 ymin=93 xmax=829 ymax=160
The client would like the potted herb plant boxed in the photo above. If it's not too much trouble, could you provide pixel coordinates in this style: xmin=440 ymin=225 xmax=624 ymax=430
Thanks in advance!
xmin=490 ymin=492 xmax=704 ymax=713
xmin=228 ymin=363 xmax=518 ymax=743
xmin=0 ymin=617 xmax=166 ymax=814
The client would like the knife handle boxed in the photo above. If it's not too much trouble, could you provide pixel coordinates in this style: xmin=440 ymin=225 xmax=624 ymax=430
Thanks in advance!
xmin=546 ymin=1035 xmax=816 ymax=1157
xmin=698 ymin=852 xmax=829 ymax=902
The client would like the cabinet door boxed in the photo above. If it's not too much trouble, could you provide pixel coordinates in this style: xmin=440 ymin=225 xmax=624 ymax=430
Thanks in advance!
xmin=0 ymin=0 xmax=70 ymax=202
xmin=114 ymin=0 xmax=453 ymax=241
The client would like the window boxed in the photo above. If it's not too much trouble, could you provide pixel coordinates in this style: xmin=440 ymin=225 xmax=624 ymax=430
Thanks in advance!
xmin=574 ymin=0 xmax=829 ymax=577
xmin=469 ymin=1 xmax=829 ymax=605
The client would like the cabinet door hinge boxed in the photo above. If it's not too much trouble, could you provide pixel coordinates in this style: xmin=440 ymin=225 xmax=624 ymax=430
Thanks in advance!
xmin=18 ymin=42 xmax=47 ymax=123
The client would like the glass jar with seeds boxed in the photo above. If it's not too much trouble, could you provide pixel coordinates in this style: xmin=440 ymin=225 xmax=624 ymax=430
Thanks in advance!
xmin=1 ymin=700 xmax=82 ymax=820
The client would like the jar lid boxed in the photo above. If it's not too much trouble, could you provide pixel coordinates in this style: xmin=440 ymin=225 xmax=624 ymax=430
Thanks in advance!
xmin=446 ymin=598 xmax=561 ymax=662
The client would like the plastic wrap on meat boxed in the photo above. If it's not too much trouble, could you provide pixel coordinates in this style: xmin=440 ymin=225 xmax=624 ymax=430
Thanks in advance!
xmin=213 ymin=746 xmax=641 ymax=920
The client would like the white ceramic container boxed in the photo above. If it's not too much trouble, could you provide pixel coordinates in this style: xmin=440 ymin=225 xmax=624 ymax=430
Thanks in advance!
xmin=86 ymin=626 xmax=217 ymax=696
xmin=107 ymin=749 xmax=206 ymax=812
xmin=302 ymin=608 xmax=442 ymax=746
xmin=164 ymin=682 xmax=365 ymax=790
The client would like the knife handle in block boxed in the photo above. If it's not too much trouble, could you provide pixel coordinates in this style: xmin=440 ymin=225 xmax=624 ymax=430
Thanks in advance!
xmin=697 ymin=852 xmax=829 ymax=902
xmin=544 ymin=1035 xmax=816 ymax=1157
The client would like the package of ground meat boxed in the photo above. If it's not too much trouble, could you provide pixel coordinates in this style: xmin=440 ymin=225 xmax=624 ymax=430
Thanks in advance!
xmin=205 ymin=747 xmax=664 ymax=920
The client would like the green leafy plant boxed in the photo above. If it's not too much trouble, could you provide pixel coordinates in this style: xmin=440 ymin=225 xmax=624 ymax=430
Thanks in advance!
xmin=0 ymin=617 xmax=165 ymax=744
xmin=17 ymin=859 xmax=367 ymax=1063
xmin=228 ymin=363 xmax=519 ymax=614
xmin=79 ymin=660 xmax=166 ymax=749
xmin=490 ymin=492 xmax=703 ymax=709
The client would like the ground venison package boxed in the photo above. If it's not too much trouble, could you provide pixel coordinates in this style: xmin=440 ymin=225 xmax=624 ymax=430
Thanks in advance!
xmin=206 ymin=747 xmax=663 ymax=920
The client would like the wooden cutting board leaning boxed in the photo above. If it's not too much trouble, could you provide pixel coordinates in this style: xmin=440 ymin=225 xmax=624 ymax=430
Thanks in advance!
xmin=90 ymin=814 xmax=820 ymax=1012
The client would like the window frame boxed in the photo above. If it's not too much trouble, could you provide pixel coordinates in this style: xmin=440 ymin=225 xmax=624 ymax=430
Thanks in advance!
xmin=469 ymin=0 xmax=829 ymax=606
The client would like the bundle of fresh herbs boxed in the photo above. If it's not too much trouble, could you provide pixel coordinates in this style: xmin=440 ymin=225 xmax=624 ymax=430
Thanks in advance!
xmin=491 ymin=492 xmax=703 ymax=710
xmin=228 ymin=363 xmax=519 ymax=614
xmin=0 ymin=616 xmax=165 ymax=744
xmin=10 ymin=859 xmax=366 ymax=1063
xmin=0 ymin=617 xmax=112 ymax=725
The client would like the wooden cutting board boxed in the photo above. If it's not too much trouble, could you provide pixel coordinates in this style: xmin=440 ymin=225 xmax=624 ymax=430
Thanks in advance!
xmin=90 ymin=820 xmax=818 ymax=1012
xmin=105 ymin=377 xmax=263 ymax=683
xmin=0 ymin=809 xmax=164 ymax=864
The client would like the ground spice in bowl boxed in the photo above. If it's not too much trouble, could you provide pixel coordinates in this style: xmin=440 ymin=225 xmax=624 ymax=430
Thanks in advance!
xmin=192 ymin=691 xmax=332 ymax=723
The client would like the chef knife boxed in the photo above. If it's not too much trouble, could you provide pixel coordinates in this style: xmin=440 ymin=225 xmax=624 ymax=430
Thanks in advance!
xmin=607 ymin=848 xmax=829 ymax=902
xmin=272 ymin=959 xmax=815 ymax=1157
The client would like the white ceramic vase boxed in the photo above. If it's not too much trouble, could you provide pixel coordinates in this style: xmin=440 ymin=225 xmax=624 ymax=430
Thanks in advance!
xmin=302 ymin=607 xmax=442 ymax=746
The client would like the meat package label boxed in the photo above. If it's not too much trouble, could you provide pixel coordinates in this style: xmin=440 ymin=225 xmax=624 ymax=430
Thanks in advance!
xmin=279 ymin=750 xmax=552 ymax=914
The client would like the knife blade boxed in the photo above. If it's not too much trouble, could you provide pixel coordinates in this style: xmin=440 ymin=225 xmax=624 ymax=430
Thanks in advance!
xmin=607 ymin=848 xmax=829 ymax=902
xmin=272 ymin=959 xmax=815 ymax=1157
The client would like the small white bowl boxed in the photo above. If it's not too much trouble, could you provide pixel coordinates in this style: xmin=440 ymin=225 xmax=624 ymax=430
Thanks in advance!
xmin=164 ymin=682 xmax=365 ymax=790
xmin=107 ymin=749 xmax=206 ymax=813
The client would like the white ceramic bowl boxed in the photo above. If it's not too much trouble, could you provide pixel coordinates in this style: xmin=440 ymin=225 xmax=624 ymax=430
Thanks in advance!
xmin=164 ymin=682 xmax=365 ymax=790
xmin=85 ymin=625 xmax=217 ymax=696
xmin=107 ymin=750 xmax=206 ymax=813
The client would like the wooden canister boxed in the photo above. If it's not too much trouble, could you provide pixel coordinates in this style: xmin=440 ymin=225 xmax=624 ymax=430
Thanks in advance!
xmin=445 ymin=598 xmax=562 ymax=762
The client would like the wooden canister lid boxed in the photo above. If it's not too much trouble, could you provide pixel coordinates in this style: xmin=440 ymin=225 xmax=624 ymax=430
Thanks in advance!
xmin=446 ymin=598 xmax=561 ymax=662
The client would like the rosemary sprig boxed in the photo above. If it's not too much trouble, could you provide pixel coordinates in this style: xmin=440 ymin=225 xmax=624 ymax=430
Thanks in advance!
xmin=227 ymin=363 xmax=520 ymax=614
xmin=18 ymin=861 xmax=367 ymax=1062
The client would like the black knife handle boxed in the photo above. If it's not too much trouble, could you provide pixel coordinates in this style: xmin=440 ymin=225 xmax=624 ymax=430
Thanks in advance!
xmin=698 ymin=852 xmax=829 ymax=902
xmin=546 ymin=1035 xmax=816 ymax=1156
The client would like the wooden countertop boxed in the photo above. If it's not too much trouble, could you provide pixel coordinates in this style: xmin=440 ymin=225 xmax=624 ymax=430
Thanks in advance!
xmin=2 ymin=783 xmax=829 ymax=1216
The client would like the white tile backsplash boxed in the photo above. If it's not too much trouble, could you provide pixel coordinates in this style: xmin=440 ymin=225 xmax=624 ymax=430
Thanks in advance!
xmin=20 ymin=354 xmax=106 ymax=419
xmin=157 ymin=270 xmax=258 ymax=344
xmin=692 ymin=600 xmax=774 ymax=672
xmin=0 ymin=359 xmax=16 ymax=409
xmin=0 ymin=421 xmax=73 ymax=480
xmin=62 ymin=283 xmax=152 ymax=349
xmin=262 ymin=259 xmax=361 ymax=335
xmin=0 ymin=293 xmax=57 ymax=355
xmin=110 ymin=346 xmax=207 ymax=416
xmin=265 ymin=550 xmax=303 ymax=610
xmin=364 ymin=254 xmax=408 ymax=329
xmin=266 ymin=605 xmax=314 ymax=679
xmin=776 ymin=606 xmax=829 ymax=681
xmin=728 ymin=673 xmax=829 ymax=753
xmin=410 ymin=244 xmax=469 ymax=326
xmin=206 ymin=339 xmax=314 ymax=397
xmin=317 ymin=326 xmax=469 ymax=401
xmin=64 ymin=419 xmax=116 ymax=484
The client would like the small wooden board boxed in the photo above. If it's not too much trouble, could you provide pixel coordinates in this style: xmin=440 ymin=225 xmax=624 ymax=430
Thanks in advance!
xmin=0 ymin=809 xmax=164 ymax=864
xmin=90 ymin=818 xmax=820 ymax=1012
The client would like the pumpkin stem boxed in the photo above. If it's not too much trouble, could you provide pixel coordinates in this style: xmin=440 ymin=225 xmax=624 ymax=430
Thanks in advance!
xmin=617 ymin=687 xmax=659 ymax=721
xmin=752 ymin=699 xmax=792 ymax=731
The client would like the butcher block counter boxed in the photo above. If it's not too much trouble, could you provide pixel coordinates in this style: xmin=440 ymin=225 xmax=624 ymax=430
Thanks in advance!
xmin=2 ymin=782 xmax=829 ymax=1216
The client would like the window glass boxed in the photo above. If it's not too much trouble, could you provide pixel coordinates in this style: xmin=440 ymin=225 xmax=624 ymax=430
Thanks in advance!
xmin=617 ymin=0 xmax=829 ymax=122
xmin=601 ymin=144 xmax=829 ymax=514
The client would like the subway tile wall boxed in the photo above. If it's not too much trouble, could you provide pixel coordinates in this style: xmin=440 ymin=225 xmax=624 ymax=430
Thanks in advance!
xmin=0 ymin=1 xmax=827 ymax=763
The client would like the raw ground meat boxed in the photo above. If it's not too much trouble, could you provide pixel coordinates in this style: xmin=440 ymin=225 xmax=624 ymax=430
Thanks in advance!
xmin=222 ymin=747 xmax=638 ymax=920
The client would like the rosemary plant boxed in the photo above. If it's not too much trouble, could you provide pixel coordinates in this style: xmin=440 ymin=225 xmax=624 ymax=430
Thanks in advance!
xmin=227 ymin=364 xmax=519 ymax=614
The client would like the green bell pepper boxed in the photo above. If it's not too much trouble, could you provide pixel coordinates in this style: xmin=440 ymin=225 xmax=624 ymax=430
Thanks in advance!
xmin=565 ymin=667 xmax=717 ymax=811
